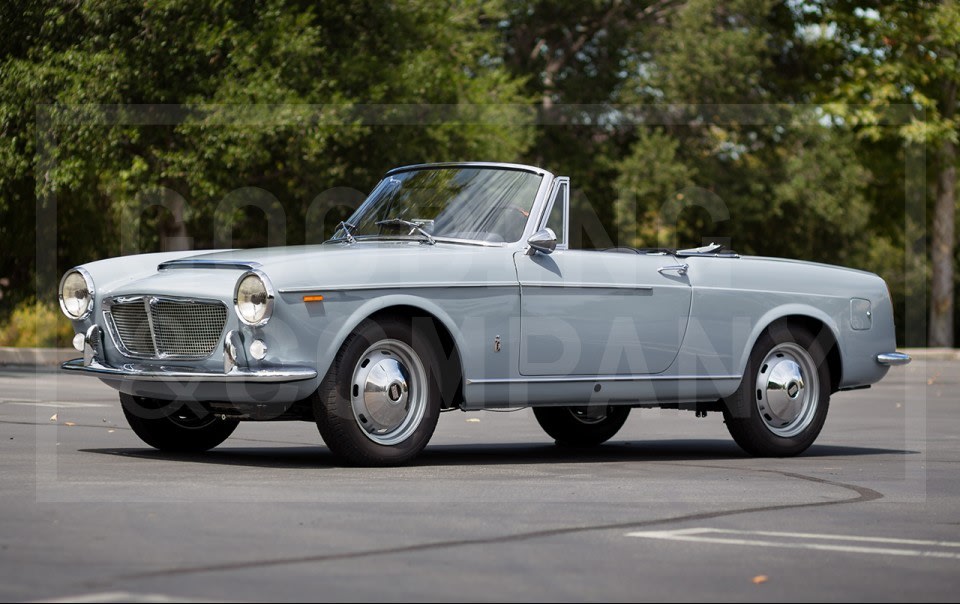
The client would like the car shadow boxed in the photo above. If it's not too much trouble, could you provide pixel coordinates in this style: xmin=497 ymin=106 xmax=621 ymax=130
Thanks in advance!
xmin=80 ymin=439 xmax=917 ymax=470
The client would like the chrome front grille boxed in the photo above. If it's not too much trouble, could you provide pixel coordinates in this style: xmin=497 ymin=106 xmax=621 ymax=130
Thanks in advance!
xmin=104 ymin=297 xmax=227 ymax=359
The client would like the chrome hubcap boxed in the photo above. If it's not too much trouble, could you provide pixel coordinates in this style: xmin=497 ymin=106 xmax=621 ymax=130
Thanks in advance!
xmin=351 ymin=339 xmax=426 ymax=445
xmin=756 ymin=342 xmax=819 ymax=438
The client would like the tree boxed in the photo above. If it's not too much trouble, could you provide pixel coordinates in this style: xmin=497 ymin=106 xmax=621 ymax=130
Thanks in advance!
xmin=811 ymin=1 xmax=960 ymax=346
xmin=501 ymin=1 xmax=684 ymax=248
xmin=614 ymin=0 xmax=877 ymax=261
xmin=0 ymin=0 xmax=533 ymax=311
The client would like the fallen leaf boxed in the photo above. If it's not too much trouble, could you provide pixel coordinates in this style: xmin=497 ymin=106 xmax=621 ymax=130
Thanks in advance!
xmin=64 ymin=421 xmax=76 ymax=427
xmin=107 ymin=429 xmax=115 ymax=433
xmin=49 ymin=413 xmax=57 ymax=422
xmin=752 ymin=575 xmax=768 ymax=585
xmin=466 ymin=418 xmax=481 ymax=423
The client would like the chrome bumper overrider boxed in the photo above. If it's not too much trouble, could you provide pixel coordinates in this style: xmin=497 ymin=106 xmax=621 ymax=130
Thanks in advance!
xmin=876 ymin=352 xmax=912 ymax=366
xmin=61 ymin=358 xmax=317 ymax=383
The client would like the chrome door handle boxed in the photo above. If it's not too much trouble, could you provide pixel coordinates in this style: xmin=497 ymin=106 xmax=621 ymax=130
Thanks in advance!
xmin=657 ymin=263 xmax=689 ymax=276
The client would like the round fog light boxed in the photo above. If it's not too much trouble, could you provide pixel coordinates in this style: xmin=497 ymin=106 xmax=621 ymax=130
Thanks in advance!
xmin=72 ymin=333 xmax=86 ymax=352
xmin=249 ymin=339 xmax=268 ymax=360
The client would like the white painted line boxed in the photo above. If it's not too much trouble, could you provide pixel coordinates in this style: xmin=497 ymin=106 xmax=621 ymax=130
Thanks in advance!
xmin=4 ymin=400 xmax=112 ymax=408
xmin=32 ymin=591 xmax=228 ymax=603
xmin=625 ymin=528 xmax=960 ymax=560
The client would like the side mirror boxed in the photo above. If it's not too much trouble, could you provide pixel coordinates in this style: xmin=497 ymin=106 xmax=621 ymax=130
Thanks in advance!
xmin=526 ymin=228 xmax=557 ymax=255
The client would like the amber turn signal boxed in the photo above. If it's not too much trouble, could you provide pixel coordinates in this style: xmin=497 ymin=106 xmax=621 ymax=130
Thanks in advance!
xmin=302 ymin=295 xmax=324 ymax=302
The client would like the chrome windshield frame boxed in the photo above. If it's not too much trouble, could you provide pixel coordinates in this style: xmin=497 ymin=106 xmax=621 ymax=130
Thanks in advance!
xmin=327 ymin=162 xmax=557 ymax=247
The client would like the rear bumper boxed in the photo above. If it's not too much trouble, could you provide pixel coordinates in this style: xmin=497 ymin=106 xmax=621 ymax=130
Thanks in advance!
xmin=876 ymin=352 xmax=912 ymax=366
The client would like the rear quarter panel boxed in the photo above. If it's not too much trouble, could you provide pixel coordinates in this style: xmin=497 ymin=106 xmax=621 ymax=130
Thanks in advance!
xmin=680 ymin=255 xmax=894 ymax=394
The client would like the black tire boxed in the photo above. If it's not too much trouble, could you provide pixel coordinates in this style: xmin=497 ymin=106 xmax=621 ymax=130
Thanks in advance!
xmin=722 ymin=324 xmax=831 ymax=457
xmin=119 ymin=393 xmax=238 ymax=452
xmin=313 ymin=318 xmax=442 ymax=466
xmin=533 ymin=405 xmax=631 ymax=447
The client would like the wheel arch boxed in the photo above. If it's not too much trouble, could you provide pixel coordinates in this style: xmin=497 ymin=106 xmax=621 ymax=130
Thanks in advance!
xmin=327 ymin=296 xmax=466 ymax=409
xmin=741 ymin=308 xmax=843 ymax=394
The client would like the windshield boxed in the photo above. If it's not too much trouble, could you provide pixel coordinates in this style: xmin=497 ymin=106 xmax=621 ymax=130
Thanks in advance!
xmin=334 ymin=166 xmax=543 ymax=244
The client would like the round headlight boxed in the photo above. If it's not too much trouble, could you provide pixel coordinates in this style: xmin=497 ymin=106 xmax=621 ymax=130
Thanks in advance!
xmin=59 ymin=268 xmax=94 ymax=320
xmin=234 ymin=270 xmax=274 ymax=326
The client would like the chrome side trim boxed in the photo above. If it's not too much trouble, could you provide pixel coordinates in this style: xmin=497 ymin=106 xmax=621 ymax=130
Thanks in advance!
xmin=876 ymin=352 xmax=911 ymax=366
xmin=61 ymin=358 xmax=317 ymax=383
xmin=278 ymin=282 xmax=519 ymax=294
xmin=465 ymin=374 xmax=742 ymax=385
xmin=158 ymin=258 xmax=260 ymax=271
xmin=520 ymin=283 xmax=654 ymax=291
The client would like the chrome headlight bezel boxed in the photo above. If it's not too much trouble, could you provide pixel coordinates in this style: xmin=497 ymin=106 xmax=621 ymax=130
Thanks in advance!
xmin=233 ymin=269 xmax=275 ymax=327
xmin=58 ymin=267 xmax=95 ymax=320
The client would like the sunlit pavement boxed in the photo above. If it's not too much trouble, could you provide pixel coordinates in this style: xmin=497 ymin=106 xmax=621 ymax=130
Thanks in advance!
xmin=1 ymin=360 xmax=954 ymax=602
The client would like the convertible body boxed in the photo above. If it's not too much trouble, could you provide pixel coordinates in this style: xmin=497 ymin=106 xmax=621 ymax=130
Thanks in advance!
xmin=60 ymin=162 xmax=909 ymax=465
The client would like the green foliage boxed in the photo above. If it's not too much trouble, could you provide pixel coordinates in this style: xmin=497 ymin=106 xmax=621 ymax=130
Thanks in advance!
xmin=0 ymin=300 xmax=74 ymax=348
xmin=0 ymin=0 xmax=954 ymax=346
xmin=812 ymin=1 xmax=959 ymax=145
xmin=632 ymin=0 xmax=775 ymax=104
xmin=804 ymin=0 xmax=960 ymax=345
xmin=614 ymin=128 xmax=695 ymax=248
xmin=0 ymin=0 xmax=533 ymax=312
xmin=614 ymin=2 xmax=870 ymax=259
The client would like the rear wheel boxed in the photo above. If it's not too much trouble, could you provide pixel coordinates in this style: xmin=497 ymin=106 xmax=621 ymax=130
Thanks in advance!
xmin=723 ymin=325 xmax=830 ymax=456
xmin=314 ymin=318 xmax=442 ymax=466
xmin=119 ymin=393 xmax=238 ymax=452
xmin=533 ymin=405 xmax=631 ymax=447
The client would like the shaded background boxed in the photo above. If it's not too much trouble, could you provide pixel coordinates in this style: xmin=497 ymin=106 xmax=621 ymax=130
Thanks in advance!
xmin=1 ymin=0 xmax=957 ymax=347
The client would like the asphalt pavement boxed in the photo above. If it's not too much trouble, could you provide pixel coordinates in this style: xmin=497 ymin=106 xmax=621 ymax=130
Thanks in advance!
xmin=0 ymin=360 xmax=955 ymax=602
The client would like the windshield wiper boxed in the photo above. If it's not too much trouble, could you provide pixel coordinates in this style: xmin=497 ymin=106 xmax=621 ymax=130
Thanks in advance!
xmin=335 ymin=221 xmax=357 ymax=244
xmin=375 ymin=218 xmax=436 ymax=245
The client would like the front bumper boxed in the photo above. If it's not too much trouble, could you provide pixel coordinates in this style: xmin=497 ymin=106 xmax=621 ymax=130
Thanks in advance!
xmin=61 ymin=356 xmax=320 ymax=404
xmin=876 ymin=352 xmax=912 ymax=366
xmin=61 ymin=358 xmax=317 ymax=382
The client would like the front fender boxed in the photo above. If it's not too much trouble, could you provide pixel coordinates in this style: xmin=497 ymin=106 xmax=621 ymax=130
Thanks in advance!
xmin=314 ymin=293 xmax=468 ymax=385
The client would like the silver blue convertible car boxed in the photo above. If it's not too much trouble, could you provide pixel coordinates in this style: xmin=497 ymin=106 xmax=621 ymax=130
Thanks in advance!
xmin=60 ymin=162 xmax=910 ymax=465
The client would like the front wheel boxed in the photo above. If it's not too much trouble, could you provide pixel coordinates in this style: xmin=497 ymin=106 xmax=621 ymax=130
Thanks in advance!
xmin=120 ymin=393 xmax=238 ymax=452
xmin=722 ymin=325 xmax=831 ymax=457
xmin=533 ymin=405 xmax=631 ymax=447
xmin=314 ymin=318 xmax=442 ymax=466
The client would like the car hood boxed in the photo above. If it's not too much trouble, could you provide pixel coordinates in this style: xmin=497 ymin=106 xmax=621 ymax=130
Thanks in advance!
xmin=103 ymin=241 xmax=518 ymax=299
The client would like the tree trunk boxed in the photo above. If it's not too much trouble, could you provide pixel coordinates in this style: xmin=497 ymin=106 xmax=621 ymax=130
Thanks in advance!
xmin=929 ymin=137 xmax=956 ymax=347
xmin=161 ymin=188 xmax=191 ymax=252
xmin=930 ymin=78 xmax=957 ymax=348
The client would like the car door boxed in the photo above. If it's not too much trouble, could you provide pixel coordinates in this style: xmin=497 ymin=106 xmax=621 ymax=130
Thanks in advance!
xmin=515 ymin=250 xmax=692 ymax=375
xmin=513 ymin=178 xmax=692 ymax=376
